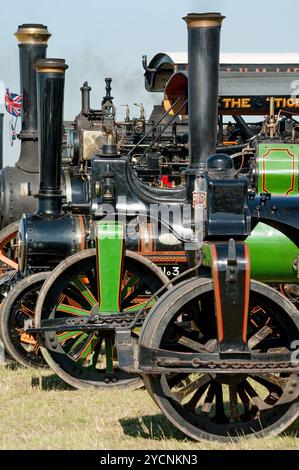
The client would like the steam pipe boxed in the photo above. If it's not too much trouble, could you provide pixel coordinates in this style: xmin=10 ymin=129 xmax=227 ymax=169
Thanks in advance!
xmin=35 ymin=58 xmax=68 ymax=217
xmin=14 ymin=24 xmax=51 ymax=173
xmin=0 ymin=113 xmax=3 ymax=170
xmin=183 ymin=13 xmax=224 ymax=167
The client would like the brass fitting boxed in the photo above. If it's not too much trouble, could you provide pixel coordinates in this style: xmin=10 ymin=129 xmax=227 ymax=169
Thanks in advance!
xmin=15 ymin=24 xmax=51 ymax=45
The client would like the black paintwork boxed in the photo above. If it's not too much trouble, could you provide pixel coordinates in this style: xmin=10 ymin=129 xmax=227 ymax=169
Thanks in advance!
xmin=188 ymin=22 xmax=221 ymax=167
xmin=35 ymin=59 xmax=68 ymax=217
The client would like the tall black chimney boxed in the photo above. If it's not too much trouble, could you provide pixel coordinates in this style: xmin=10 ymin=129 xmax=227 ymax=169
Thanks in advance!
xmin=35 ymin=58 xmax=68 ymax=217
xmin=0 ymin=113 xmax=3 ymax=170
xmin=15 ymin=24 xmax=51 ymax=173
xmin=183 ymin=13 xmax=224 ymax=167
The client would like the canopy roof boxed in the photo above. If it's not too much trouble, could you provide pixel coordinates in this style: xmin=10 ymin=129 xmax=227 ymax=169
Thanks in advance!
xmin=145 ymin=52 xmax=299 ymax=93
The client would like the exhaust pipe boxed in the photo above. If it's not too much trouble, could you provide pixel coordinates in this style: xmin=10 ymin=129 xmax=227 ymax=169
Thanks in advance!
xmin=15 ymin=24 xmax=51 ymax=173
xmin=81 ymin=81 xmax=91 ymax=115
xmin=35 ymin=58 xmax=68 ymax=217
xmin=183 ymin=13 xmax=224 ymax=167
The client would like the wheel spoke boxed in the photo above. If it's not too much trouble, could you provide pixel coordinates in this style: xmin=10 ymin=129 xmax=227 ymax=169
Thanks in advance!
xmin=57 ymin=330 xmax=82 ymax=343
xmin=121 ymin=279 xmax=146 ymax=308
xmin=124 ymin=298 xmax=155 ymax=312
xmin=229 ymin=383 xmax=241 ymax=422
xmin=249 ymin=373 xmax=285 ymax=392
xmin=184 ymin=383 xmax=210 ymax=413
xmin=20 ymin=303 xmax=34 ymax=316
xmin=56 ymin=303 xmax=92 ymax=316
xmin=177 ymin=335 xmax=206 ymax=353
xmin=105 ymin=335 xmax=114 ymax=375
xmin=172 ymin=374 xmax=211 ymax=402
xmin=214 ymin=383 xmax=228 ymax=423
xmin=237 ymin=382 xmax=258 ymax=421
xmin=66 ymin=332 xmax=90 ymax=359
xmin=65 ymin=295 xmax=82 ymax=309
xmin=77 ymin=334 xmax=100 ymax=366
xmin=121 ymin=274 xmax=139 ymax=301
xmin=90 ymin=336 xmax=104 ymax=368
xmin=248 ymin=325 xmax=273 ymax=349
xmin=201 ymin=382 xmax=217 ymax=414
xmin=167 ymin=374 xmax=189 ymax=389
xmin=249 ymin=374 xmax=284 ymax=404
xmin=73 ymin=278 xmax=97 ymax=307
xmin=242 ymin=379 xmax=271 ymax=410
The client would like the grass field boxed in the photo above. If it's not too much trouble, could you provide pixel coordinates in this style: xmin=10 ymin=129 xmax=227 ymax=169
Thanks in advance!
xmin=0 ymin=364 xmax=298 ymax=450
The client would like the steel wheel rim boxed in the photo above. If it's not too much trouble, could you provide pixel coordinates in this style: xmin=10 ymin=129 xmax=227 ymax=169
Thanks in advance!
xmin=143 ymin=279 xmax=299 ymax=441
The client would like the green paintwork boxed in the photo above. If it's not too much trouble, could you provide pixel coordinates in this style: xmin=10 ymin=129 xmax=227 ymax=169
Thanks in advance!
xmin=95 ymin=221 xmax=125 ymax=313
xmin=124 ymin=298 xmax=156 ymax=312
xmin=56 ymin=304 xmax=91 ymax=316
xmin=202 ymin=243 xmax=213 ymax=268
xmin=77 ymin=335 xmax=99 ymax=366
xmin=121 ymin=274 xmax=138 ymax=301
xmin=105 ymin=336 xmax=114 ymax=374
xmin=73 ymin=278 xmax=97 ymax=307
xmin=257 ymin=143 xmax=299 ymax=195
xmin=246 ymin=223 xmax=298 ymax=282
xmin=201 ymin=227 xmax=298 ymax=283
xmin=57 ymin=331 xmax=81 ymax=342
xmin=67 ymin=332 xmax=89 ymax=357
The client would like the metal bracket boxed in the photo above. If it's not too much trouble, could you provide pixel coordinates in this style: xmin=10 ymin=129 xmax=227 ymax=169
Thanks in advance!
xmin=226 ymin=238 xmax=238 ymax=283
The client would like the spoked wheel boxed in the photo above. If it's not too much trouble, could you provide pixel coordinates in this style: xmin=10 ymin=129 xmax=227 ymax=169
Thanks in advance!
xmin=0 ymin=272 xmax=48 ymax=368
xmin=0 ymin=270 xmax=17 ymax=303
xmin=0 ymin=222 xmax=19 ymax=274
xmin=141 ymin=278 xmax=299 ymax=442
xmin=35 ymin=249 xmax=168 ymax=389
xmin=279 ymin=284 xmax=299 ymax=309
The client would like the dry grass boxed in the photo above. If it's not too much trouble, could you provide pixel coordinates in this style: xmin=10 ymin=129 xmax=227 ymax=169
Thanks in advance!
xmin=0 ymin=364 xmax=298 ymax=450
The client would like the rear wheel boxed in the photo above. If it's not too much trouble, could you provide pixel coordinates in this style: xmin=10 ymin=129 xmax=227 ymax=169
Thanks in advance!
xmin=0 ymin=272 xmax=48 ymax=368
xmin=141 ymin=278 xmax=299 ymax=442
xmin=35 ymin=249 xmax=168 ymax=389
xmin=0 ymin=222 xmax=19 ymax=274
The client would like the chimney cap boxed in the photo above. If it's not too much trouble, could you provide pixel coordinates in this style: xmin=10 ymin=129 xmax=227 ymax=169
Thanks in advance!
xmin=15 ymin=24 xmax=51 ymax=45
xmin=183 ymin=12 xmax=225 ymax=28
xmin=35 ymin=58 xmax=68 ymax=74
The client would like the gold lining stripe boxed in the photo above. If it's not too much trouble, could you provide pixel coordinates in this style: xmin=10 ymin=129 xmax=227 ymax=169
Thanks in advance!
xmin=183 ymin=14 xmax=225 ymax=28
xmin=35 ymin=67 xmax=65 ymax=73
xmin=15 ymin=28 xmax=51 ymax=45
xmin=185 ymin=19 xmax=223 ymax=28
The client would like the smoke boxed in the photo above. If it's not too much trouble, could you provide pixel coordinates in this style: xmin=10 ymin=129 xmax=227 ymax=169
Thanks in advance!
xmin=63 ymin=42 xmax=161 ymax=122
xmin=187 ymin=0 xmax=232 ymax=13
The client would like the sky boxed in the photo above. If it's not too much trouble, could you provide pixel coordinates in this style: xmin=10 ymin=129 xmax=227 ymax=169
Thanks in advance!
xmin=1 ymin=0 xmax=299 ymax=165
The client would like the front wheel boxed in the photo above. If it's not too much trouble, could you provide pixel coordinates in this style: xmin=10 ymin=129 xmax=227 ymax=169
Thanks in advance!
xmin=141 ymin=278 xmax=299 ymax=442
xmin=35 ymin=249 xmax=169 ymax=390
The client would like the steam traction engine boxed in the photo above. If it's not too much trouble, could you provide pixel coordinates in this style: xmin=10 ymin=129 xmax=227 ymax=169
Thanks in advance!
xmin=18 ymin=12 xmax=299 ymax=440
xmin=0 ymin=21 xmax=190 ymax=371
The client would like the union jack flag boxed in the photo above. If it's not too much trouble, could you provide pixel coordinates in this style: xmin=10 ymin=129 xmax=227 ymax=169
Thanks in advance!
xmin=5 ymin=88 xmax=23 ymax=117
